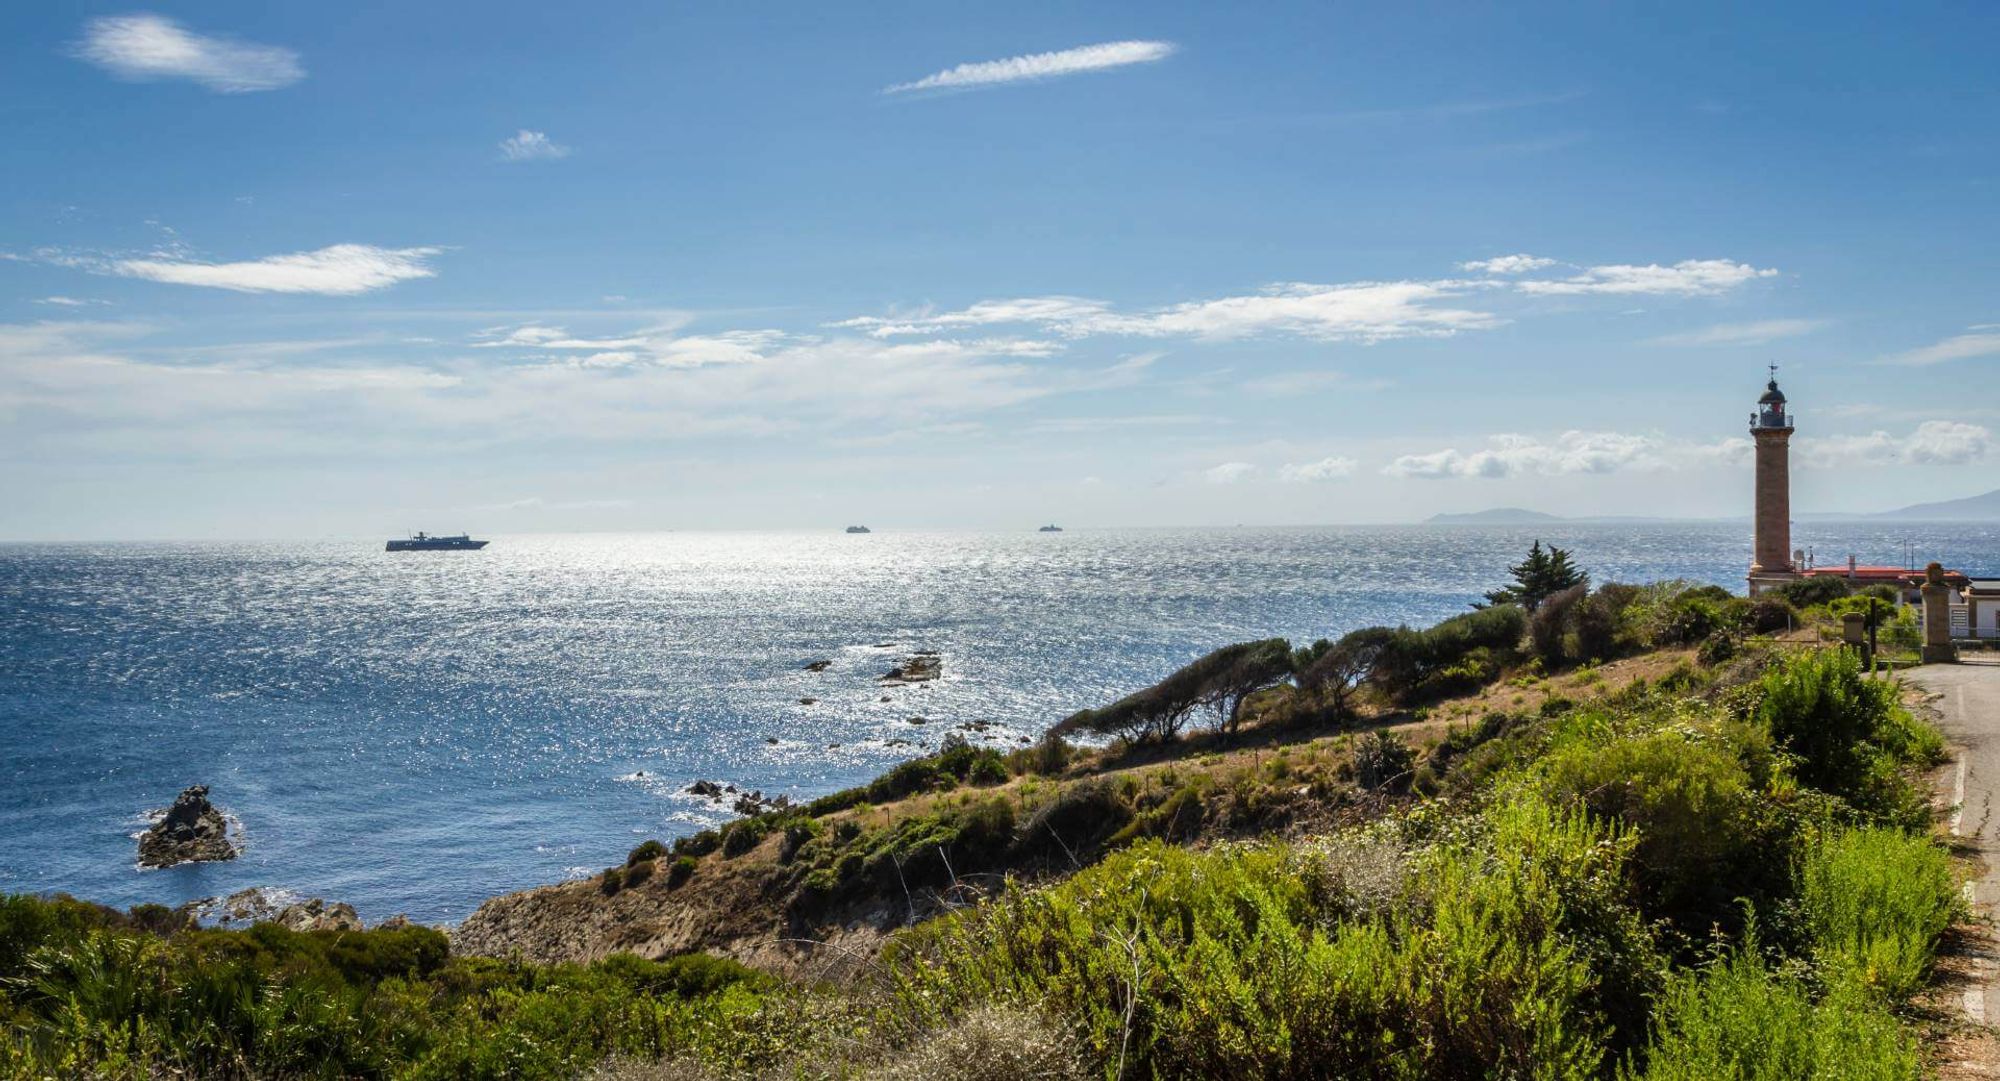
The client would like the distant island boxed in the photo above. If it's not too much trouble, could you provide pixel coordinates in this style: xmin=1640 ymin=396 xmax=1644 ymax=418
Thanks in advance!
xmin=1425 ymin=508 xmax=1564 ymax=525
xmin=1425 ymin=508 xmax=1674 ymax=525
xmin=1430 ymin=487 xmax=2000 ymax=525
xmin=1872 ymin=487 xmax=2000 ymax=522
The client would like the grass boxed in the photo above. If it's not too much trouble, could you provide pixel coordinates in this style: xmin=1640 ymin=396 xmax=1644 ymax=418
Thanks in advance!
xmin=1798 ymin=826 xmax=1959 ymax=999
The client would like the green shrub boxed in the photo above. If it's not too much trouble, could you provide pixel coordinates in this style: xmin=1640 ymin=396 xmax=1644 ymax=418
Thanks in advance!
xmin=600 ymin=868 xmax=624 ymax=896
xmin=624 ymin=858 xmax=657 ymax=887
xmin=1626 ymin=949 xmax=1920 ymax=1081
xmin=894 ymin=796 xmax=1654 ymax=1079
xmin=1774 ymin=575 xmax=1853 ymax=610
xmin=667 ymin=855 xmax=699 ymax=888
xmin=1798 ymin=827 xmax=1958 ymax=999
xmin=1751 ymin=649 xmax=1936 ymax=822
xmin=627 ymin=839 xmax=668 ymax=867
xmin=1537 ymin=717 xmax=1782 ymax=932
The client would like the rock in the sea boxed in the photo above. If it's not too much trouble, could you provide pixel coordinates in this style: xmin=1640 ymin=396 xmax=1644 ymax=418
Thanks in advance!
xmin=879 ymin=654 xmax=942 ymax=684
xmin=137 ymin=785 xmax=237 ymax=868
xmin=274 ymin=898 xmax=363 ymax=932
xmin=803 ymin=659 xmax=833 ymax=672
xmin=798 ymin=697 xmax=818 ymax=705
xmin=686 ymin=779 xmax=725 ymax=799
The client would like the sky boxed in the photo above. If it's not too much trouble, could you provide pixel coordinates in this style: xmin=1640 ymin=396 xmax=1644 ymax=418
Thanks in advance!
xmin=3 ymin=2 xmax=1997 ymax=540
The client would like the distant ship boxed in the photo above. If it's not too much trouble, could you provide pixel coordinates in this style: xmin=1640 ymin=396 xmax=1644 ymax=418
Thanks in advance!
xmin=845 ymin=525 xmax=872 ymax=534
xmin=1038 ymin=524 xmax=1063 ymax=532
xmin=386 ymin=532 xmax=489 ymax=552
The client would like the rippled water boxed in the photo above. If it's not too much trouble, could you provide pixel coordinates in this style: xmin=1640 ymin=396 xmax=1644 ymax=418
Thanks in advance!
xmin=4 ymin=524 xmax=1995 ymax=923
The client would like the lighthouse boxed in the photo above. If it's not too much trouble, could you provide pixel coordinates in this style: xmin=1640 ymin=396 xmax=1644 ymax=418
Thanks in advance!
xmin=1746 ymin=369 xmax=1801 ymax=595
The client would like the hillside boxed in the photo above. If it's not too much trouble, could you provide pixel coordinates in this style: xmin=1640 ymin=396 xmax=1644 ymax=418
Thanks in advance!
xmin=1876 ymin=487 xmax=2000 ymax=521
xmin=0 ymin=575 xmax=1968 ymax=1080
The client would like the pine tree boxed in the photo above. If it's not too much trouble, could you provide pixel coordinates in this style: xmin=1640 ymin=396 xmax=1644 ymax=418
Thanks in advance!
xmin=1483 ymin=540 xmax=1588 ymax=611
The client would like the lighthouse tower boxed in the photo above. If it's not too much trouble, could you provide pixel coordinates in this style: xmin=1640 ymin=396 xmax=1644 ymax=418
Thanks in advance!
xmin=1747 ymin=369 xmax=1801 ymax=595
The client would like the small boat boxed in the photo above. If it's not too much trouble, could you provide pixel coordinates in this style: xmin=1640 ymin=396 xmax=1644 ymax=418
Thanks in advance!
xmin=386 ymin=532 xmax=489 ymax=552
xmin=1038 ymin=524 xmax=1063 ymax=532
xmin=845 ymin=525 xmax=872 ymax=534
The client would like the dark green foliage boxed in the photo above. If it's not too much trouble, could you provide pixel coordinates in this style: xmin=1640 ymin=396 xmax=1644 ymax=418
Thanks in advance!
xmin=671 ymin=829 xmax=721 ymax=859
xmin=805 ymin=738 xmax=1013 ymax=817
xmin=1352 ymin=730 xmax=1416 ymax=792
xmin=1198 ymin=637 xmax=1294 ymax=736
xmin=1016 ymin=780 xmax=1133 ymax=866
xmin=1743 ymin=594 xmax=1796 ymax=633
xmin=1484 ymin=539 xmax=1589 ymax=611
xmin=0 ymin=893 xmax=129 ymax=981
xmin=667 ymin=855 xmax=698 ymax=888
xmin=594 ymin=951 xmax=770 ymax=998
xmin=1774 ymin=574 xmax=1853 ymax=609
xmin=1531 ymin=582 xmax=1590 ymax=666
xmin=1696 ymin=629 xmax=1738 ymax=666
xmin=600 ymin=868 xmax=623 ymax=895
xmin=1751 ymin=649 xmax=1940 ymax=822
xmin=1369 ymin=605 xmax=1526 ymax=703
xmin=627 ymin=839 xmax=668 ymax=867
xmin=624 ymin=858 xmax=657 ymax=886
xmin=0 ymin=893 xmax=793 ymax=1081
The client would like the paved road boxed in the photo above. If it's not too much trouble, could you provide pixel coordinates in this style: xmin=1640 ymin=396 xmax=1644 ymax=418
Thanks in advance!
xmin=1908 ymin=656 xmax=2000 ymax=1027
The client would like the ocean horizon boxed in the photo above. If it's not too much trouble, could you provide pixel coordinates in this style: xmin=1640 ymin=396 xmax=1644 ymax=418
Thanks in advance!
xmin=7 ymin=522 xmax=1998 ymax=924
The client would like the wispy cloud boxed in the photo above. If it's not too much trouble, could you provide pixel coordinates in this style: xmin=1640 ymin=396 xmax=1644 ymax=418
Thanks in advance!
xmin=1880 ymin=326 xmax=2000 ymax=367
xmin=886 ymin=40 xmax=1175 ymax=94
xmin=1278 ymin=456 xmax=1357 ymax=483
xmin=1516 ymin=259 xmax=1777 ymax=297
xmin=1648 ymin=318 xmax=1827 ymax=347
xmin=110 ymin=244 xmax=441 ymax=295
xmin=842 ymin=281 xmax=1503 ymax=343
xmin=74 ymin=13 xmax=303 ymax=93
xmin=499 ymin=130 xmax=571 ymax=161
xmin=838 ymin=258 xmax=1778 ymax=346
xmin=1458 ymin=254 xmax=1556 ymax=275
xmin=33 ymin=296 xmax=108 ymax=308
xmin=1201 ymin=461 xmax=1256 ymax=485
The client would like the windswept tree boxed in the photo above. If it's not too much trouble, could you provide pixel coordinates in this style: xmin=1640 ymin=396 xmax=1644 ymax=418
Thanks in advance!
xmin=1199 ymin=638 xmax=1294 ymax=737
xmin=1297 ymin=626 xmax=1398 ymax=721
xmin=1484 ymin=540 xmax=1588 ymax=612
xmin=1054 ymin=638 xmax=1293 ymax=744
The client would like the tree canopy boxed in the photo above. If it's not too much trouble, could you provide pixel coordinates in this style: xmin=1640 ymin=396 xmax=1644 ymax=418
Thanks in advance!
xmin=1484 ymin=540 xmax=1588 ymax=611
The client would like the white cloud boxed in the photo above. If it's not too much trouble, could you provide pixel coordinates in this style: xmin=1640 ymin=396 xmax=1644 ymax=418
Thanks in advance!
xmin=1515 ymin=259 xmax=1777 ymax=296
xmin=33 ymin=296 xmax=107 ymax=307
xmin=843 ymin=281 xmax=1503 ymax=343
xmin=1881 ymin=328 xmax=2000 ymax=367
xmin=111 ymin=244 xmax=440 ymax=295
xmin=1384 ymin=431 xmax=1663 ymax=479
xmin=74 ymin=14 xmax=303 ymax=93
xmin=1202 ymin=461 xmax=1257 ymax=485
xmin=499 ymin=130 xmax=571 ymax=161
xmin=1458 ymin=254 xmax=1556 ymax=274
xmin=1648 ymin=318 xmax=1826 ymax=346
xmin=1278 ymin=456 xmax=1357 ymax=483
xmin=886 ymin=40 xmax=1175 ymax=94
xmin=1801 ymin=421 xmax=1991 ymax=467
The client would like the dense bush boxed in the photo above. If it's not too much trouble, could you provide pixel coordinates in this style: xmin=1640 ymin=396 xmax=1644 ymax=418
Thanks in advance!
xmin=1628 ymin=948 xmax=1922 ymax=1080
xmin=893 ymin=795 xmax=1656 ymax=1079
xmin=627 ymin=839 xmax=668 ymax=867
xmin=1799 ymin=826 xmax=1958 ymax=999
xmin=1751 ymin=649 xmax=1942 ymax=822
xmin=1369 ymin=605 xmax=1527 ymax=703
xmin=1773 ymin=574 xmax=1854 ymax=609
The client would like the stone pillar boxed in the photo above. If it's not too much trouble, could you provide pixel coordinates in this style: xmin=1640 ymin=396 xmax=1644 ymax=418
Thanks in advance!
xmin=1922 ymin=562 xmax=1958 ymax=663
xmin=1750 ymin=427 xmax=1792 ymax=577
xmin=1841 ymin=612 xmax=1866 ymax=646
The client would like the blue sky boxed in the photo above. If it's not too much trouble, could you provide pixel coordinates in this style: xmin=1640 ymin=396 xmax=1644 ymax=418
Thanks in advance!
xmin=3 ymin=2 xmax=1997 ymax=539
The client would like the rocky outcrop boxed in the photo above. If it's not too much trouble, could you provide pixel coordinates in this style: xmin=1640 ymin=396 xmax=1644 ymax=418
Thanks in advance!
xmin=880 ymin=653 xmax=942 ymax=684
xmin=274 ymin=898 xmax=363 ymax=932
xmin=137 ymin=786 xmax=236 ymax=868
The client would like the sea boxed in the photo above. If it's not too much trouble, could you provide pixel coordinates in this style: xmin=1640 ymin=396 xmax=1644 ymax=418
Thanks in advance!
xmin=4 ymin=523 xmax=1997 ymax=925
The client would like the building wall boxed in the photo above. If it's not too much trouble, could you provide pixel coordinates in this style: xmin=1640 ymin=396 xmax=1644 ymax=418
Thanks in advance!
xmin=1752 ymin=429 xmax=1792 ymax=574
